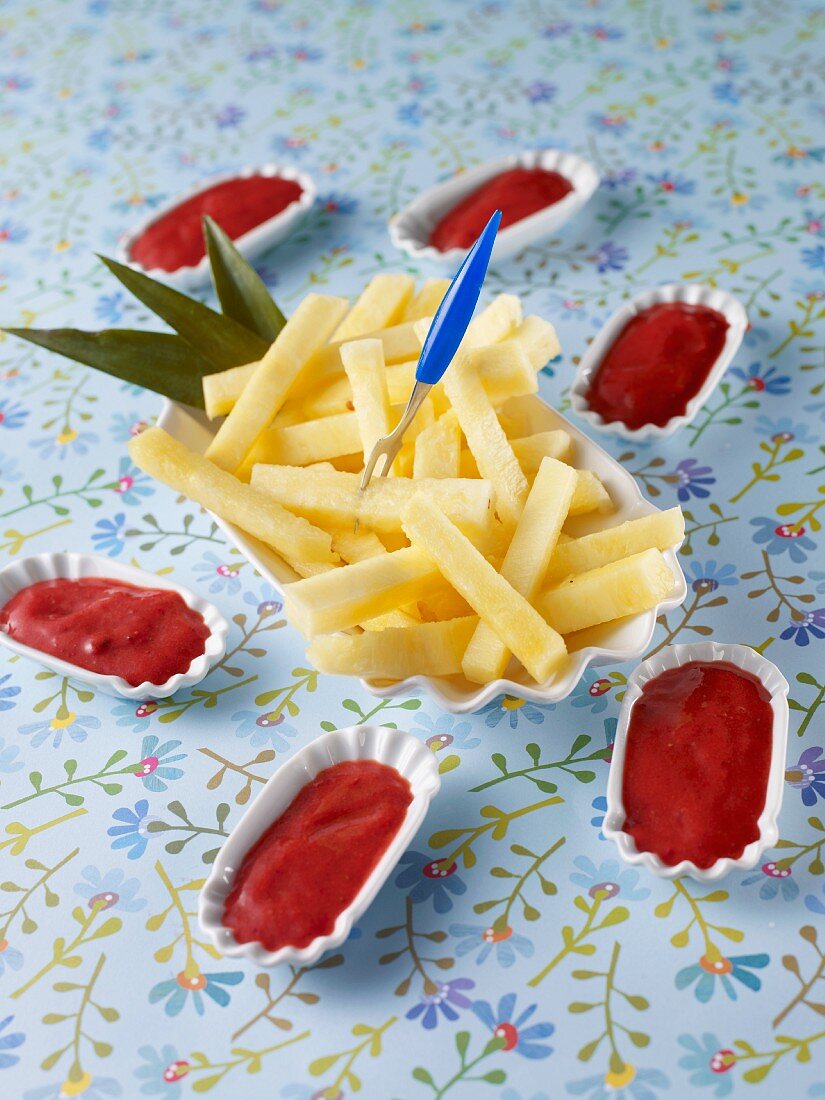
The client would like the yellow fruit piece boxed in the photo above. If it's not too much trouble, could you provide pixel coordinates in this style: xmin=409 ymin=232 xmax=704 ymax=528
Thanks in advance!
xmin=463 ymin=457 xmax=577 ymax=683
xmin=283 ymin=546 xmax=443 ymax=635
xmin=403 ymin=278 xmax=451 ymax=321
xmin=341 ymin=338 xmax=393 ymax=466
xmin=546 ymin=508 xmax=685 ymax=583
xmin=332 ymin=274 xmax=414 ymax=341
xmin=128 ymin=428 xmax=336 ymax=564
xmin=360 ymin=607 xmax=420 ymax=630
xmin=251 ymin=465 xmax=493 ymax=537
xmin=413 ymin=413 xmax=462 ymax=479
xmin=331 ymin=526 xmax=387 ymax=563
xmin=497 ymin=393 xmax=565 ymax=439
xmin=568 ymin=470 xmax=613 ymax=516
xmin=417 ymin=583 xmax=475 ymax=621
xmin=510 ymin=430 xmax=574 ymax=476
xmin=206 ymin=294 xmax=349 ymax=471
xmin=202 ymin=361 xmax=257 ymax=419
xmin=307 ymin=616 xmax=478 ymax=678
xmin=402 ymin=494 xmax=567 ymax=684
xmin=512 ymin=315 xmax=561 ymax=369
xmin=537 ymin=549 xmax=675 ymax=635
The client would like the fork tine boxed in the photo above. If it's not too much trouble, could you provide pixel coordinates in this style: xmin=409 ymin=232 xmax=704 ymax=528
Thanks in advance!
xmin=360 ymin=445 xmax=383 ymax=492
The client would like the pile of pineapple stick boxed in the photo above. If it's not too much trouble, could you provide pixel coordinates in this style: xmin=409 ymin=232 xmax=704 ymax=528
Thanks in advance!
xmin=130 ymin=274 xmax=684 ymax=686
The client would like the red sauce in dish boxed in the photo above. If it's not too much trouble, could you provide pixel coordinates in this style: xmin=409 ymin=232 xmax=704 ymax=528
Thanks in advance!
xmin=129 ymin=175 xmax=304 ymax=272
xmin=621 ymin=662 xmax=773 ymax=868
xmin=0 ymin=577 xmax=209 ymax=687
xmin=429 ymin=166 xmax=573 ymax=251
xmin=585 ymin=302 xmax=729 ymax=430
xmin=223 ymin=760 xmax=412 ymax=951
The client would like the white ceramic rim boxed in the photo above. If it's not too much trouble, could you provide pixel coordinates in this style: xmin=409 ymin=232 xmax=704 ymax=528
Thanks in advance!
xmin=389 ymin=148 xmax=600 ymax=265
xmin=603 ymin=641 xmax=789 ymax=881
xmin=156 ymin=394 xmax=688 ymax=714
xmin=198 ymin=723 xmax=440 ymax=967
xmin=570 ymin=283 xmax=749 ymax=441
xmin=0 ymin=552 xmax=228 ymax=699
xmin=116 ymin=164 xmax=317 ymax=288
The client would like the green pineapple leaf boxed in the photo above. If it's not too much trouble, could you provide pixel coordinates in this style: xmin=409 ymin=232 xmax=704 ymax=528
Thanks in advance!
xmin=203 ymin=216 xmax=286 ymax=341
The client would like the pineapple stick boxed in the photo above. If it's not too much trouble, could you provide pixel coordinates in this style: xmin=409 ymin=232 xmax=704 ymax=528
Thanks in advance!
xmin=403 ymin=278 xmax=451 ymax=321
xmin=332 ymin=274 xmax=414 ymax=341
xmin=546 ymin=508 xmax=685 ymax=583
xmin=462 ymin=457 xmax=577 ymax=684
xmin=413 ymin=413 xmax=462 ymax=479
xmin=510 ymin=430 xmax=573 ymax=476
xmin=340 ymin=338 xmax=393 ymax=465
xmin=402 ymin=495 xmax=567 ymax=684
xmin=206 ymin=293 xmax=348 ymax=471
xmin=307 ymin=617 xmax=478 ymax=678
xmin=512 ymin=315 xmax=561 ymax=369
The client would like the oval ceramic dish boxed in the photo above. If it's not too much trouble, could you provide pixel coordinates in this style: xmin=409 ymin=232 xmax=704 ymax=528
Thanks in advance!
xmin=570 ymin=283 xmax=748 ymax=442
xmin=0 ymin=552 xmax=229 ymax=700
xmin=389 ymin=148 xmax=599 ymax=266
xmin=198 ymin=724 xmax=440 ymax=967
xmin=603 ymin=641 xmax=789 ymax=882
xmin=157 ymin=394 xmax=688 ymax=713
xmin=117 ymin=164 xmax=316 ymax=290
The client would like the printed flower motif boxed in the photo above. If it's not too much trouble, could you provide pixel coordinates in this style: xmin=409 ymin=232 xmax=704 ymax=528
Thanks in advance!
xmin=149 ymin=969 xmax=244 ymax=1016
xmin=0 ymin=450 xmax=21 ymax=485
xmin=566 ymin=1066 xmax=669 ymax=1099
xmin=570 ymin=856 xmax=650 ymax=901
xmin=289 ymin=43 xmax=323 ymax=62
xmin=730 ymin=362 xmax=791 ymax=394
xmin=740 ymin=860 xmax=799 ymax=901
xmin=25 ymin=1077 xmax=122 ymax=1099
xmin=108 ymin=799 xmax=157 ymax=860
xmin=30 ymin=427 xmax=99 ymax=461
xmin=242 ymin=584 xmax=283 ymax=617
xmin=570 ymin=671 xmax=619 ymax=714
xmin=232 ymin=709 xmax=299 ymax=751
xmin=0 ymin=399 xmax=29 ymax=430
xmin=803 ymin=208 xmax=824 ymax=237
xmin=405 ymin=977 xmax=475 ymax=1029
xmin=111 ymin=700 xmax=156 ymax=733
xmin=590 ymin=796 xmax=608 ymax=834
xmin=805 ymin=882 xmax=825 ymax=916
xmin=451 ymin=922 xmax=534 ymax=967
xmin=92 ymin=513 xmax=126 ymax=557
xmin=398 ymin=101 xmax=424 ymax=126
xmin=193 ymin=551 xmax=242 ymax=594
xmin=111 ymin=457 xmax=154 ymax=504
xmin=687 ymin=560 xmax=738 ymax=594
xmin=589 ymin=111 xmax=630 ymax=133
xmin=675 ymin=952 xmax=769 ymax=1001
xmin=584 ymin=23 xmax=624 ymax=40
xmin=802 ymin=244 xmax=825 ymax=270
xmin=478 ymin=695 xmax=555 ymax=729
xmin=773 ymin=145 xmax=825 ymax=168
xmin=214 ymin=104 xmax=245 ymax=128
xmin=472 ymin=993 xmax=553 ymax=1059
xmin=780 ymin=609 xmax=825 ymax=646
xmin=75 ymin=867 xmax=146 ymax=912
xmin=602 ymin=168 xmax=637 ymax=189
xmin=754 ymin=415 xmax=818 ymax=444
xmin=109 ymin=412 xmax=150 ymax=442
xmin=135 ymin=1044 xmax=184 ymax=1098
xmin=678 ymin=1032 xmax=735 ymax=1096
xmin=524 ymin=80 xmax=557 ymax=103
xmin=0 ymin=1015 xmax=23 ymax=1072
xmin=135 ymin=735 xmax=186 ymax=791
xmin=18 ymin=712 xmax=101 ymax=750
xmin=395 ymin=850 xmax=467 ymax=913
xmin=95 ymin=291 xmax=124 ymax=324
xmin=813 ymin=570 xmax=825 ymax=595
xmin=317 ymin=192 xmax=358 ymax=215
xmin=672 ymin=458 xmax=715 ymax=501
xmin=750 ymin=516 xmax=817 ymax=561
xmin=0 ymin=935 xmax=24 ymax=977
xmin=0 ymin=673 xmax=21 ymax=714
xmin=647 ymin=171 xmax=695 ymax=194
xmin=411 ymin=712 xmax=481 ymax=751
xmin=0 ymin=219 xmax=28 ymax=244
xmin=786 ymin=746 xmax=825 ymax=805
xmin=711 ymin=80 xmax=739 ymax=104
xmin=590 ymin=240 xmax=628 ymax=273
xmin=541 ymin=21 xmax=573 ymax=39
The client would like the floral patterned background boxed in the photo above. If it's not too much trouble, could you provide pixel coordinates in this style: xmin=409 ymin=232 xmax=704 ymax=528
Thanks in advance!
xmin=0 ymin=1 xmax=824 ymax=1097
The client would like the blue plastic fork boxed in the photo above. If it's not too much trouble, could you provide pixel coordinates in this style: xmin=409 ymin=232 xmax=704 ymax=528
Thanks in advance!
xmin=359 ymin=208 xmax=502 ymax=490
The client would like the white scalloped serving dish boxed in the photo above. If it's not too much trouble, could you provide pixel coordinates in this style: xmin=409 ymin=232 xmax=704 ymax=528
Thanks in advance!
xmin=603 ymin=641 xmax=789 ymax=882
xmin=570 ymin=283 xmax=748 ymax=442
xmin=156 ymin=394 xmax=687 ymax=713
xmin=0 ymin=552 xmax=228 ymax=699
xmin=389 ymin=148 xmax=599 ymax=266
xmin=199 ymin=724 xmax=440 ymax=967
xmin=117 ymin=164 xmax=316 ymax=290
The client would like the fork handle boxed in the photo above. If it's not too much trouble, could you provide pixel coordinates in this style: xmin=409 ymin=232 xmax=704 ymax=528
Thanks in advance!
xmin=395 ymin=379 xmax=432 ymax=438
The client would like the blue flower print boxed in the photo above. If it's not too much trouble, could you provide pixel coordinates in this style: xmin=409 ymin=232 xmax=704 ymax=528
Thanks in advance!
xmin=232 ymin=709 xmax=299 ymax=751
xmin=570 ymin=857 xmax=650 ymax=902
xmin=0 ymin=1015 xmax=24 ymax=1070
xmin=451 ymin=922 xmax=534 ymax=967
xmin=92 ymin=513 xmax=126 ymax=556
xmin=317 ymin=192 xmax=359 ymax=215
xmin=524 ymin=80 xmax=557 ymax=103
xmin=740 ymin=860 xmax=799 ymax=902
xmin=394 ymin=851 xmax=467 ymax=913
xmin=398 ymin=101 xmax=424 ymax=126
xmin=214 ymin=104 xmax=245 ymax=128
xmin=602 ymin=168 xmax=637 ymax=189
xmin=590 ymin=240 xmax=628 ymax=273
xmin=135 ymin=735 xmax=186 ymax=792
xmin=780 ymin=608 xmax=825 ymax=646
xmin=75 ymin=867 xmax=146 ymax=912
xmin=541 ymin=21 xmax=573 ymax=39
xmin=566 ymin=1067 xmax=669 ymax=1099
xmin=108 ymin=799 xmax=157 ymax=860
xmin=0 ymin=450 xmax=21 ymax=485
xmin=712 ymin=80 xmax=740 ymax=104
xmin=95 ymin=291 xmax=125 ymax=324
xmin=675 ymin=952 xmax=769 ymax=1002
xmin=472 ymin=993 xmax=553 ymax=1059
xmin=111 ymin=457 xmax=154 ymax=505
xmin=410 ymin=712 xmax=481 ymax=752
xmin=678 ymin=1032 xmax=735 ymax=1096
xmin=109 ymin=412 xmax=149 ymax=442
xmin=18 ymin=713 xmax=101 ymax=750
xmin=688 ymin=560 xmax=738 ymax=593
xmin=135 ymin=1044 xmax=185 ymax=1098
xmin=0 ymin=673 xmax=21 ymax=713
xmin=0 ymin=218 xmax=28 ymax=243
xmin=803 ymin=244 xmax=825 ymax=270
xmin=149 ymin=970 xmax=244 ymax=1017
xmin=242 ymin=584 xmax=283 ymax=617
xmin=111 ymin=699 xmax=157 ymax=733
xmin=289 ymin=43 xmax=323 ymax=62
xmin=0 ymin=399 xmax=29 ymax=430
xmin=755 ymin=415 xmax=818 ymax=444
xmin=590 ymin=796 xmax=607 ymax=834
xmin=479 ymin=695 xmax=555 ymax=729
xmin=584 ymin=23 xmax=624 ymax=41
xmin=589 ymin=111 xmax=630 ymax=134
xmin=25 ymin=1079 xmax=121 ymax=1100
xmin=0 ymin=940 xmax=23 ymax=978
xmin=805 ymin=882 xmax=825 ymax=916
xmin=501 ymin=1091 xmax=551 ymax=1100
xmin=647 ymin=171 xmax=696 ymax=194
xmin=751 ymin=515 xmax=817 ymax=561
xmin=803 ymin=208 xmax=825 ymax=237
xmin=569 ymin=671 xmax=618 ymax=714
xmin=787 ymin=746 xmax=825 ymax=806
xmin=405 ymin=977 xmax=475 ymax=1029
xmin=730 ymin=362 xmax=791 ymax=395
xmin=672 ymin=458 xmax=715 ymax=501
xmin=30 ymin=427 xmax=99 ymax=461
xmin=193 ymin=551 xmax=242 ymax=595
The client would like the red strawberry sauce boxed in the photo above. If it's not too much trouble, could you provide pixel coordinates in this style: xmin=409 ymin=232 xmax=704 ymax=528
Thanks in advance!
xmin=223 ymin=760 xmax=412 ymax=951
xmin=621 ymin=662 xmax=773 ymax=868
